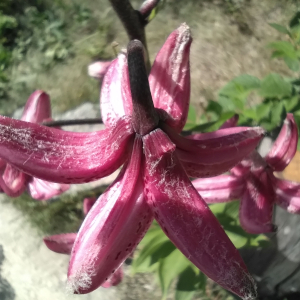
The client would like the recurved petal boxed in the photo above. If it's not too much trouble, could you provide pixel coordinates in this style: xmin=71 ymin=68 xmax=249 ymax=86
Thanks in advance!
xmin=170 ymin=125 xmax=264 ymax=165
xmin=239 ymin=173 xmax=275 ymax=234
xmin=272 ymin=176 xmax=300 ymax=214
xmin=83 ymin=197 xmax=97 ymax=215
xmin=27 ymin=178 xmax=70 ymax=200
xmin=149 ymin=24 xmax=192 ymax=132
xmin=0 ymin=116 xmax=134 ymax=183
xmin=265 ymin=114 xmax=298 ymax=171
xmin=180 ymin=155 xmax=244 ymax=178
xmin=192 ymin=175 xmax=244 ymax=203
xmin=2 ymin=164 xmax=29 ymax=196
xmin=88 ymin=61 xmax=112 ymax=79
xmin=21 ymin=90 xmax=51 ymax=123
xmin=101 ymin=267 xmax=123 ymax=288
xmin=44 ymin=233 xmax=77 ymax=254
xmin=67 ymin=136 xmax=153 ymax=294
xmin=100 ymin=55 xmax=132 ymax=127
xmin=219 ymin=114 xmax=239 ymax=129
xmin=143 ymin=128 xmax=257 ymax=300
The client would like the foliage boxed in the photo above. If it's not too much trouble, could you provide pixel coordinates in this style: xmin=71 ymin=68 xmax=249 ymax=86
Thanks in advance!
xmin=133 ymin=202 xmax=269 ymax=300
xmin=184 ymin=11 xmax=300 ymax=147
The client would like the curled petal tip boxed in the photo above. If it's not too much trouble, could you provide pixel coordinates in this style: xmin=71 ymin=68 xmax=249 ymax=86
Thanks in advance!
xmin=44 ymin=233 xmax=77 ymax=255
xmin=22 ymin=90 xmax=51 ymax=123
xmin=83 ymin=197 xmax=97 ymax=215
xmin=219 ymin=114 xmax=239 ymax=129
xmin=101 ymin=55 xmax=132 ymax=127
xmin=149 ymin=24 xmax=192 ymax=132
xmin=88 ymin=61 xmax=111 ymax=79
xmin=265 ymin=114 xmax=298 ymax=171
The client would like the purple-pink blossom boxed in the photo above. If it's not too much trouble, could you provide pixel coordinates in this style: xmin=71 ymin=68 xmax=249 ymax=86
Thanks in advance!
xmin=44 ymin=197 xmax=123 ymax=288
xmin=0 ymin=90 xmax=69 ymax=200
xmin=193 ymin=113 xmax=299 ymax=234
xmin=0 ymin=24 xmax=264 ymax=299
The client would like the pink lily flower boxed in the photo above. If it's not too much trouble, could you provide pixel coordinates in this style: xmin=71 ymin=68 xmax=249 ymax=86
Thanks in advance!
xmin=193 ymin=113 xmax=299 ymax=234
xmin=44 ymin=197 xmax=123 ymax=288
xmin=0 ymin=90 xmax=69 ymax=200
xmin=0 ymin=25 xmax=263 ymax=299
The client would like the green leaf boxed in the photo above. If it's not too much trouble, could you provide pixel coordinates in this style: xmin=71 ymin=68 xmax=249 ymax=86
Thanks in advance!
xmin=260 ymin=73 xmax=293 ymax=98
xmin=283 ymin=96 xmax=300 ymax=112
xmin=268 ymin=41 xmax=298 ymax=59
xmin=206 ymin=100 xmax=223 ymax=116
xmin=175 ymin=267 xmax=198 ymax=300
xmin=159 ymin=249 xmax=191 ymax=299
xmin=226 ymin=231 xmax=248 ymax=248
xmin=269 ymin=23 xmax=290 ymax=34
xmin=270 ymin=101 xmax=286 ymax=127
xmin=284 ymin=57 xmax=300 ymax=72
xmin=289 ymin=12 xmax=300 ymax=28
xmin=184 ymin=105 xmax=197 ymax=130
xmin=132 ymin=226 xmax=169 ymax=273
xmin=219 ymin=74 xmax=261 ymax=103
xmin=243 ymin=108 xmax=258 ymax=121
xmin=256 ymin=103 xmax=271 ymax=121
xmin=189 ymin=112 xmax=235 ymax=132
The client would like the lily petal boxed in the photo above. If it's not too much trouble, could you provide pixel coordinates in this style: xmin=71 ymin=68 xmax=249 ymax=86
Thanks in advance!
xmin=169 ymin=125 xmax=264 ymax=164
xmin=21 ymin=90 xmax=51 ymax=123
xmin=67 ymin=136 xmax=153 ymax=294
xmin=180 ymin=156 xmax=244 ymax=178
xmin=88 ymin=61 xmax=112 ymax=80
xmin=265 ymin=114 xmax=298 ymax=171
xmin=149 ymin=24 xmax=192 ymax=132
xmin=192 ymin=175 xmax=244 ymax=203
xmin=101 ymin=267 xmax=123 ymax=288
xmin=27 ymin=178 xmax=70 ymax=200
xmin=219 ymin=114 xmax=239 ymax=129
xmin=83 ymin=197 xmax=97 ymax=216
xmin=272 ymin=176 xmax=300 ymax=214
xmin=44 ymin=233 xmax=77 ymax=254
xmin=0 ymin=116 xmax=134 ymax=183
xmin=100 ymin=55 xmax=132 ymax=127
xmin=143 ymin=128 xmax=257 ymax=300
xmin=239 ymin=173 xmax=275 ymax=234
xmin=2 ymin=164 xmax=29 ymax=196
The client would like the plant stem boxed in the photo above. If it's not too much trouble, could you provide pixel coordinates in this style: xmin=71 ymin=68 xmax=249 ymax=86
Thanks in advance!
xmin=108 ymin=0 xmax=151 ymax=73
xmin=42 ymin=118 xmax=103 ymax=127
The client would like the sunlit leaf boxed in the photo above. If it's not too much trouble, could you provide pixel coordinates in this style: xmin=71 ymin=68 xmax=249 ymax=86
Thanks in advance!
xmin=260 ymin=73 xmax=292 ymax=98
xmin=269 ymin=23 xmax=290 ymax=34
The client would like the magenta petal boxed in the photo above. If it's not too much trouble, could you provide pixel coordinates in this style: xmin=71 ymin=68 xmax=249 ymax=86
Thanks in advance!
xmin=239 ymin=173 xmax=275 ymax=234
xmin=27 ymin=178 xmax=70 ymax=200
xmin=0 ymin=116 xmax=134 ymax=183
xmin=192 ymin=175 xmax=244 ymax=203
xmin=181 ymin=157 xmax=244 ymax=178
xmin=272 ymin=176 xmax=300 ymax=214
xmin=143 ymin=128 xmax=257 ymax=300
xmin=44 ymin=233 xmax=77 ymax=254
xmin=172 ymin=125 xmax=264 ymax=165
xmin=219 ymin=114 xmax=239 ymax=129
xmin=88 ymin=61 xmax=112 ymax=79
xmin=149 ymin=24 xmax=192 ymax=132
xmin=67 ymin=136 xmax=153 ymax=294
xmin=101 ymin=267 xmax=123 ymax=288
xmin=21 ymin=90 xmax=51 ymax=123
xmin=100 ymin=55 xmax=132 ymax=127
xmin=2 ymin=164 xmax=28 ymax=196
xmin=265 ymin=114 xmax=298 ymax=171
xmin=83 ymin=197 xmax=97 ymax=215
